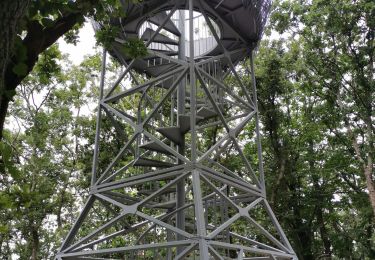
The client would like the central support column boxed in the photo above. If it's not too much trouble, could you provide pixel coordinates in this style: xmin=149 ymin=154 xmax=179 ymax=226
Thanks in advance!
xmin=176 ymin=8 xmax=186 ymax=255
xmin=189 ymin=0 xmax=209 ymax=258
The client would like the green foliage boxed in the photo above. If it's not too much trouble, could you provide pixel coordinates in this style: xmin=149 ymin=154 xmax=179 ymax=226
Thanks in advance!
xmin=95 ymin=25 xmax=122 ymax=49
xmin=1 ymin=46 xmax=100 ymax=258
xmin=0 ymin=140 xmax=21 ymax=180
xmin=95 ymin=25 xmax=147 ymax=59
xmin=251 ymin=0 xmax=375 ymax=258
xmin=11 ymin=35 xmax=29 ymax=78
xmin=34 ymin=45 xmax=62 ymax=85
xmin=6 ymin=0 xmax=143 ymax=82
xmin=1 ymin=0 xmax=374 ymax=259
xmin=120 ymin=38 xmax=148 ymax=59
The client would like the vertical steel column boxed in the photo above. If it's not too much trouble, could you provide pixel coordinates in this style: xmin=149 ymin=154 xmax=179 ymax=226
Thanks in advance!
xmin=176 ymin=9 xmax=186 ymax=254
xmin=249 ymin=50 xmax=266 ymax=194
xmin=91 ymin=50 xmax=107 ymax=186
xmin=58 ymin=50 xmax=106 ymax=255
xmin=177 ymin=10 xmax=186 ymax=116
xmin=192 ymin=170 xmax=209 ymax=259
xmin=189 ymin=0 xmax=196 ymax=162
xmin=189 ymin=1 xmax=208 ymax=258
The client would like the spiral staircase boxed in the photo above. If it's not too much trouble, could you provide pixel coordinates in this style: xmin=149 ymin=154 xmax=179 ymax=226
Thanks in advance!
xmin=56 ymin=0 xmax=298 ymax=259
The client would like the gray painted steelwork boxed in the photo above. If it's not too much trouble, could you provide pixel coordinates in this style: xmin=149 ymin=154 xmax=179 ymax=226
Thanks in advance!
xmin=57 ymin=0 xmax=297 ymax=259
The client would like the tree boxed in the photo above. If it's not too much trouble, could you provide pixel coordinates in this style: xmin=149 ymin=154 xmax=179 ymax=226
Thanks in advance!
xmin=0 ymin=45 xmax=101 ymax=259
xmin=245 ymin=36 xmax=375 ymax=258
xmin=0 ymin=0 xmax=131 ymax=140
xmin=2 ymin=0 xmax=374 ymax=258
xmin=271 ymin=0 xmax=375 ymax=218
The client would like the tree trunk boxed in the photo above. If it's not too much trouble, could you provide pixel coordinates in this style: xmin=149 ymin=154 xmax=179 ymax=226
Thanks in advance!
xmin=0 ymin=0 xmax=29 ymax=139
xmin=337 ymin=86 xmax=375 ymax=218
xmin=0 ymin=0 xmax=29 ymax=87
xmin=270 ymin=156 xmax=286 ymax=206
xmin=364 ymin=160 xmax=375 ymax=217
xmin=345 ymin=119 xmax=375 ymax=217
xmin=316 ymin=198 xmax=332 ymax=258
xmin=289 ymin=180 xmax=314 ymax=260
xmin=308 ymin=140 xmax=332 ymax=257
xmin=30 ymin=228 xmax=39 ymax=260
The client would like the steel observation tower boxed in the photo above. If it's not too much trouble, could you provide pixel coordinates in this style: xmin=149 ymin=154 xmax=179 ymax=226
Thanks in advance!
xmin=57 ymin=0 xmax=297 ymax=259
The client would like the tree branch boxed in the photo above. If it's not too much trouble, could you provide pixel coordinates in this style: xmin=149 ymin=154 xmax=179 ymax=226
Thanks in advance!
xmin=1 ymin=0 xmax=100 ymax=139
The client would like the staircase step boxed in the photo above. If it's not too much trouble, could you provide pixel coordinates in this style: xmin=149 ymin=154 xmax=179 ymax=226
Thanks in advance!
xmin=145 ymin=50 xmax=179 ymax=60
xmin=139 ymin=141 xmax=172 ymax=155
xmin=151 ymin=200 xmax=176 ymax=209
xmin=133 ymin=157 xmax=176 ymax=168
xmin=146 ymin=59 xmax=173 ymax=68
xmin=154 ymin=77 xmax=174 ymax=89
xmin=148 ymin=11 xmax=181 ymax=36
xmin=197 ymin=107 xmax=218 ymax=119
xmin=185 ymin=104 xmax=205 ymax=109
xmin=146 ymin=63 xmax=178 ymax=77
xmin=207 ymin=225 xmax=215 ymax=231
xmin=138 ymin=187 xmax=176 ymax=196
xmin=185 ymin=96 xmax=207 ymax=105
xmin=178 ymin=114 xmax=204 ymax=133
xmin=141 ymin=28 xmax=178 ymax=45
xmin=157 ymin=127 xmax=183 ymax=145
xmin=187 ymin=102 xmax=226 ymax=110
xmin=185 ymin=223 xmax=196 ymax=229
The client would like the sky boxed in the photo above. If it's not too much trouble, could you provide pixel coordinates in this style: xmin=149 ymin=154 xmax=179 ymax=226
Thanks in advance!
xmin=57 ymin=22 xmax=97 ymax=65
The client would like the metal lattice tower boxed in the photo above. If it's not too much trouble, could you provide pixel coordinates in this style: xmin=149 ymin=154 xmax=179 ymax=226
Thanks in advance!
xmin=57 ymin=0 xmax=297 ymax=259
